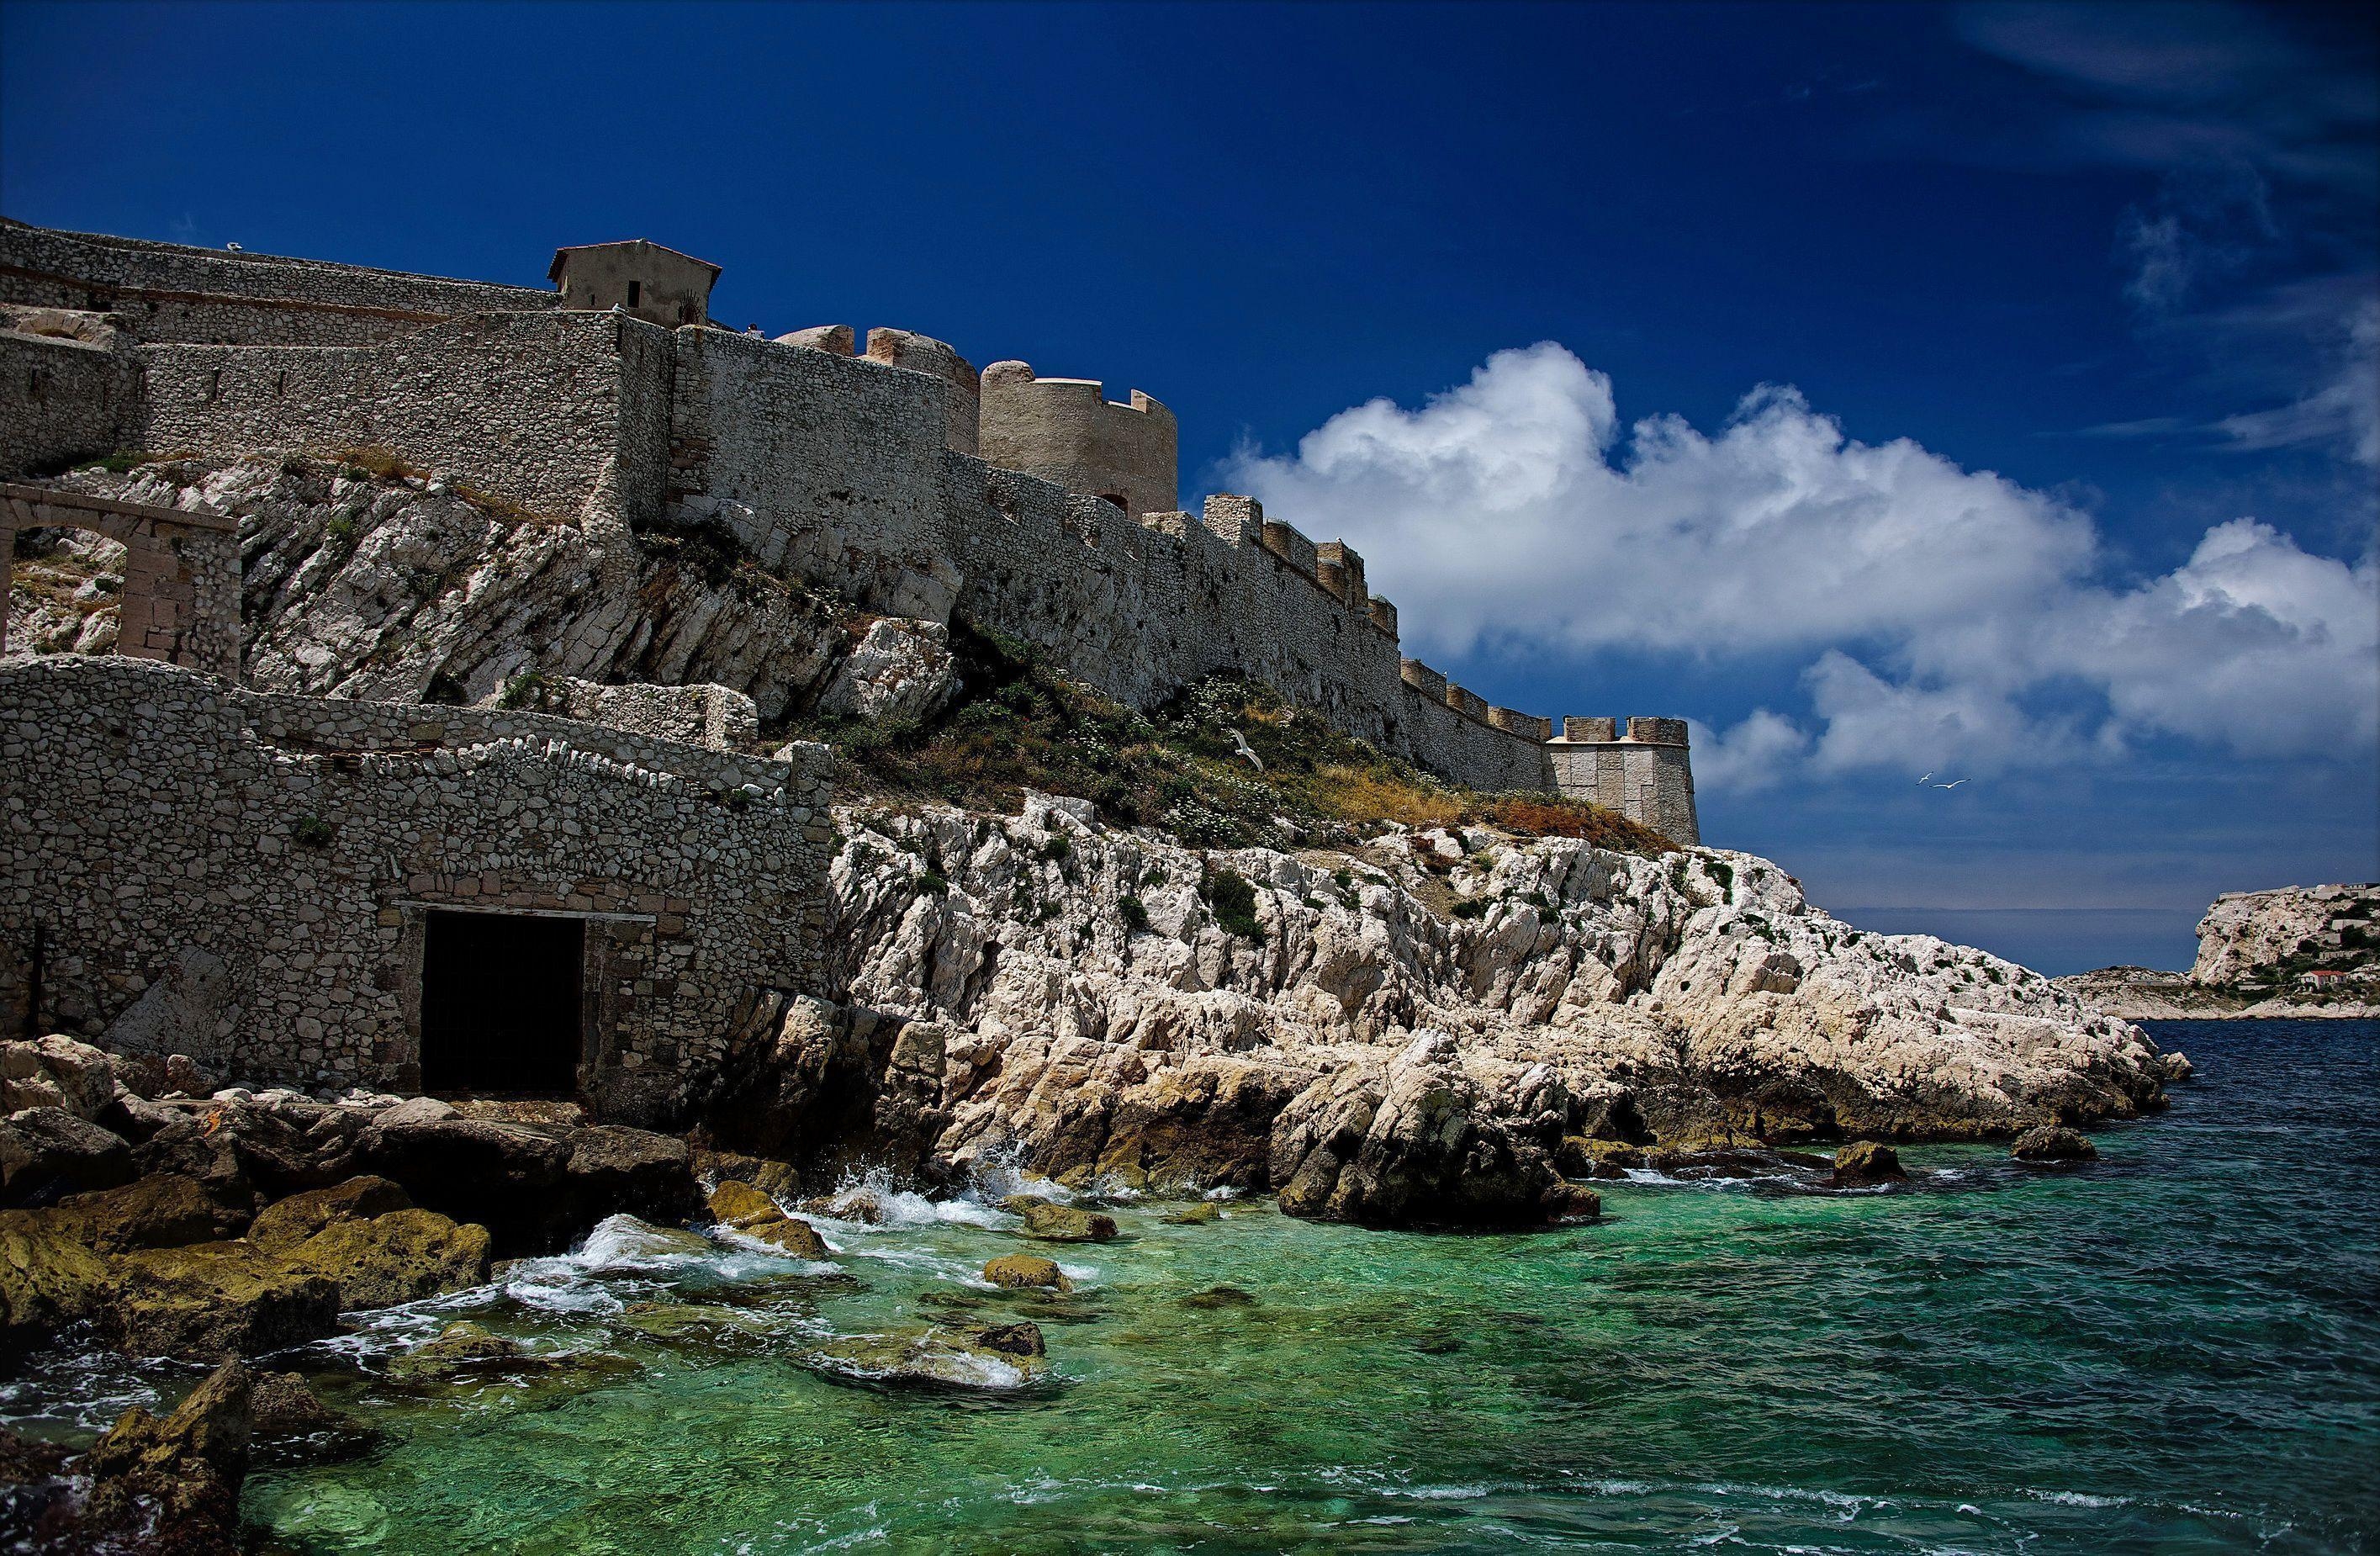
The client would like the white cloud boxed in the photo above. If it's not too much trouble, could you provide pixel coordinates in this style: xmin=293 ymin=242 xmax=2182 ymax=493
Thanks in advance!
xmin=1226 ymin=345 xmax=2379 ymax=789
xmin=2214 ymin=294 xmax=2380 ymax=467
xmin=1689 ymin=711 xmax=1812 ymax=795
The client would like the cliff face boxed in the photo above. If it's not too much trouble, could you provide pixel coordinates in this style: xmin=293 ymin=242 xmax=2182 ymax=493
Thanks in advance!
xmin=2189 ymin=884 xmax=2380 ymax=987
xmin=805 ymin=795 xmax=2174 ymax=1220
xmin=16 ymin=459 xmax=878 ymax=723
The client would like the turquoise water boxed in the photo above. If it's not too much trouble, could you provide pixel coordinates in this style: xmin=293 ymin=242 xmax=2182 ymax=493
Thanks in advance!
xmin=30 ymin=1019 xmax=2380 ymax=1552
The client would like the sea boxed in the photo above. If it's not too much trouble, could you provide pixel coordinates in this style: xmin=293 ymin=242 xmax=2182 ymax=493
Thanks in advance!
xmin=8 ymin=1017 xmax=2374 ymax=1553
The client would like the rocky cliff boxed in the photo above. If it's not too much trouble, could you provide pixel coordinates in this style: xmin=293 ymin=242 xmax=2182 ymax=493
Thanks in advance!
xmin=8 ymin=457 xmax=952 ymax=727
xmin=2058 ymin=883 xmax=2379 ymax=1019
xmin=2189 ymin=884 xmax=2379 ymax=987
xmin=773 ymin=794 xmax=2176 ymax=1225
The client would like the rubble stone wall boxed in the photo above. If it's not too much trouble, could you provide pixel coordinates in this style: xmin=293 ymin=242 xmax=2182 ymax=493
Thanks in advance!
xmin=0 ymin=329 xmax=135 ymax=478
xmin=130 ymin=312 xmax=662 ymax=526
xmin=0 ymin=220 xmax=556 ymax=345
xmin=0 ymin=657 xmax=833 ymax=1122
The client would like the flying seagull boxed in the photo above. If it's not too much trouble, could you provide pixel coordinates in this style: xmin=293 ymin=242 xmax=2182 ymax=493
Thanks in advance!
xmin=1916 ymin=771 xmax=1933 ymax=785
xmin=1933 ymin=778 xmax=1966 ymax=790
xmin=1228 ymin=728 xmax=1264 ymax=772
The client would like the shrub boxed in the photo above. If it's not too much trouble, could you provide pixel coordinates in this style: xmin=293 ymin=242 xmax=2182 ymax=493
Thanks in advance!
xmin=1041 ymin=835 xmax=1071 ymax=865
xmin=1202 ymin=863 xmax=1263 ymax=939
xmin=1450 ymin=897 xmax=1490 ymax=920
xmin=293 ymin=816 xmax=334 ymax=849
xmin=912 ymin=871 xmax=949 ymax=897
xmin=1120 ymin=894 xmax=1150 ymax=931
xmin=497 ymin=670 xmax=547 ymax=710
xmin=1706 ymin=859 xmax=1735 ymax=895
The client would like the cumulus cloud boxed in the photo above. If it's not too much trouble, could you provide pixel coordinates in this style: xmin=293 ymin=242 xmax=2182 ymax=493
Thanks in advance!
xmin=1227 ymin=345 xmax=2378 ymax=791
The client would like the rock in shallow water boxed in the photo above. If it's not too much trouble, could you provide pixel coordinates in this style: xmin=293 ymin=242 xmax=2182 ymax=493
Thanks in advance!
xmin=1831 ymin=1141 xmax=1908 ymax=1186
xmin=1001 ymin=1196 xmax=1118 ymax=1242
xmin=2011 ymin=1125 xmax=2098 ymax=1163
xmin=983 ymin=1253 xmax=1071 ymax=1291
xmin=805 ymin=1321 xmax=1050 ymax=1392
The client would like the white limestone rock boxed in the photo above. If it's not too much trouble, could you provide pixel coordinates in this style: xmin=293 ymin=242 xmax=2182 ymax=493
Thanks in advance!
xmin=815 ymin=618 xmax=959 ymax=724
xmin=822 ymin=801 xmax=2177 ymax=1222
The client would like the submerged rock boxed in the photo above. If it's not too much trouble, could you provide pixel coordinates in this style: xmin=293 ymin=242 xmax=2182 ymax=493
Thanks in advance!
xmin=982 ymin=1253 xmax=1071 ymax=1292
xmin=249 ymin=1371 xmax=379 ymax=1468
xmin=805 ymin=1320 xmax=1050 ymax=1392
xmin=1831 ymin=1141 xmax=1908 ymax=1186
xmin=2012 ymin=1125 xmax=2099 ymax=1163
xmin=1160 ymin=1202 xmax=1221 ymax=1225
xmin=1179 ymin=1285 xmax=1259 ymax=1310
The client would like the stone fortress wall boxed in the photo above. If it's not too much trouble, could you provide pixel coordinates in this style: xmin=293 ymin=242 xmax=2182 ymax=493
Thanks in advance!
xmin=0 ymin=654 xmax=833 ymax=1123
xmin=0 ymin=219 xmax=1697 ymax=844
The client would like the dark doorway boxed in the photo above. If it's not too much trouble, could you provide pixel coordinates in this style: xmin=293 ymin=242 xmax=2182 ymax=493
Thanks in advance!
xmin=420 ymin=910 xmax=584 ymax=1094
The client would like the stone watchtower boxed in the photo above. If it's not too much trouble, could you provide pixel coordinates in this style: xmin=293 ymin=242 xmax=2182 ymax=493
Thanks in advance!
xmin=549 ymin=240 xmax=721 ymax=328
xmin=977 ymin=361 xmax=1177 ymax=516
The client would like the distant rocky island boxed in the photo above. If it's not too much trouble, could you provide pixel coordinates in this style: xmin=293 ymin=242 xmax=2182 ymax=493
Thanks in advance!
xmin=2059 ymin=883 xmax=2380 ymax=1019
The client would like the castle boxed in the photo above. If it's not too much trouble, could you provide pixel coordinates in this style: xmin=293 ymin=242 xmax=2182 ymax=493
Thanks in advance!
xmin=0 ymin=219 xmax=1696 ymax=842
xmin=0 ymin=219 xmax=1695 ymax=1111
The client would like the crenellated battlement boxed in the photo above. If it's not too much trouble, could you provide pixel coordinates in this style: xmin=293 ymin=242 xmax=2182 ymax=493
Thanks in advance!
xmin=0 ymin=219 xmax=1698 ymax=844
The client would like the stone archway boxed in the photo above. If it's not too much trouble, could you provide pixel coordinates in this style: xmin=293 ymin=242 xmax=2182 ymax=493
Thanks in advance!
xmin=0 ymin=481 xmax=241 ymax=679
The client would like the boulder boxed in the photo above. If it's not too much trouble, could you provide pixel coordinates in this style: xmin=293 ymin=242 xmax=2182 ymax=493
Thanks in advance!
xmin=815 ymin=617 xmax=959 ymax=724
xmin=103 ymin=1242 xmax=341 ymax=1361
xmin=1004 ymin=1199 xmax=1117 ymax=1242
xmin=738 ymin=1215 xmax=831 ymax=1259
xmin=354 ymin=1109 xmax=573 ymax=1252
xmin=2012 ymin=1125 xmax=2098 ymax=1163
xmin=802 ymin=1186 xmax=886 ymax=1223
xmin=1832 ymin=1141 xmax=1908 ymax=1186
xmin=982 ymin=1253 xmax=1071 ymax=1292
xmin=247 ymin=1175 xmax=412 ymax=1253
xmin=0 ymin=1109 xmax=133 ymax=1205
xmin=0 ymin=1035 xmax=118 ymax=1118
xmin=0 ymin=1207 xmax=109 ymax=1357
xmin=283 ymin=1208 xmax=493 ymax=1310
xmin=564 ymin=1126 xmax=701 ymax=1228
xmin=77 ymin=1360 xmax=251 ymax=1556
xmin=693 ymin=1149 xmax=800 ymax=1200
xmin=54 ymin=1173 xmax=249 ymax=1252
xmin=706 ymin=1179 xmax=782 ymax=1229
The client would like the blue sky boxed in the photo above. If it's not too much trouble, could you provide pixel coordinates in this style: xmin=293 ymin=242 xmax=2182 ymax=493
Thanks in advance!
xmin=4 ymin=0 xmax=2374 ymax=972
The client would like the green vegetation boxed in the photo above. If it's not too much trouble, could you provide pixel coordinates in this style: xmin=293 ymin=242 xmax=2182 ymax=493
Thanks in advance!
xmin=496 ymin=670 xmax=547 ymax=710
xmin=788 ymin=620 xmax=1672 ymax=855
xmin=292 ymin=816 xmax=335 ymax=849
xmin=1119 ymin=894 xmax=1150 ymax=931
xmin=1201 ymin=861 xmax=1264 ymax=940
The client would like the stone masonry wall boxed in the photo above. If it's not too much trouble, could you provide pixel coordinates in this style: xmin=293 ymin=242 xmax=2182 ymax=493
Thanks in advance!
xmin=0 ymin=220 xmax=557 ymax=345
xmin=0 ymin=656 xmax=833 ymax=1125
xmin=131 ymin=311 xmax=659 ymax=527
xmin=0 ymin=328 xmax=135 ymax=478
